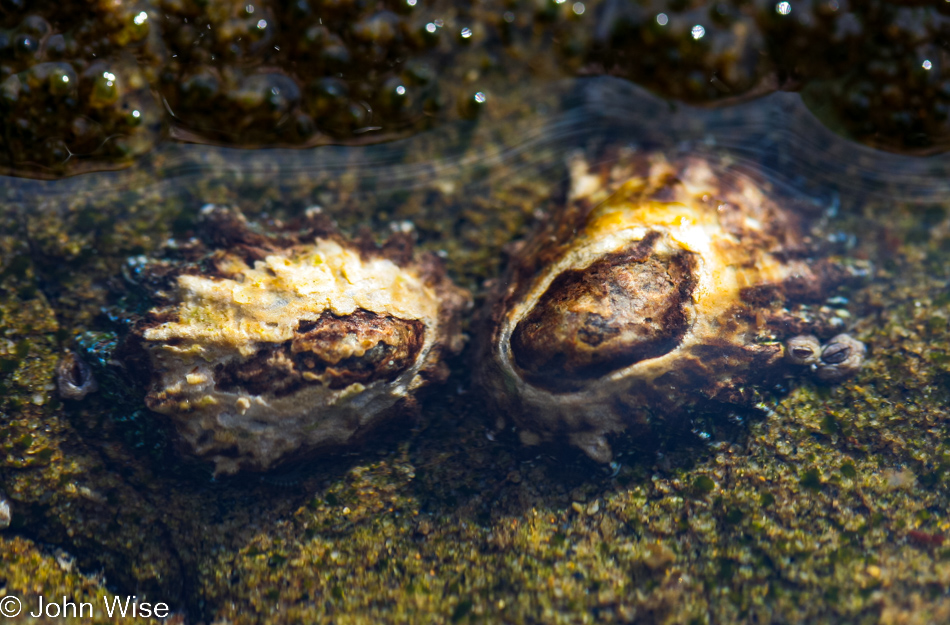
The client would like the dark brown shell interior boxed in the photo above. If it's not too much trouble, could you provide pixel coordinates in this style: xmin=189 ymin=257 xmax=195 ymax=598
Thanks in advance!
xmin=510 ymin=234 xmax=698 ymax=391
xmin=214 ymin=310 xmax=425 ymax=397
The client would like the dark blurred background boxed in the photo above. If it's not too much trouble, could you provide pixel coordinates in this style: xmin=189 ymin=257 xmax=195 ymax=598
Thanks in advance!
xmin=2 ymin=0 xmax=949 ymax=177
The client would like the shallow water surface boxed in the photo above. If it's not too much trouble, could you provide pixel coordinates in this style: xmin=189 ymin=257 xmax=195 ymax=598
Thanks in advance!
xmin=1 ymin=78 xmax=950 ymax=624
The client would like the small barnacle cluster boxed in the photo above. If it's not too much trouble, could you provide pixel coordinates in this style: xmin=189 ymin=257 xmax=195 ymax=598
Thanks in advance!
xmin=476 ymin=152 xmax=867 ymax=462
xmin=125 ymin=206 xmax=469 ymax=475
xmin=786 ymin=334 xmax=866 ymax=381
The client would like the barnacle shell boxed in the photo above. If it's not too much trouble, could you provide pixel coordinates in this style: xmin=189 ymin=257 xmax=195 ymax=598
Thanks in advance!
xmin=785 ymin=335 xmax=822 ymax=366
xmin=132 ymin=206 xmax=469 ymax=475
xmin=57 ymin=350 xmax=98 ymax=400
xmin=815 ymin=334 xmax=866 ymax=381
xmin=478 ymin=152 xmax=861 ymax=462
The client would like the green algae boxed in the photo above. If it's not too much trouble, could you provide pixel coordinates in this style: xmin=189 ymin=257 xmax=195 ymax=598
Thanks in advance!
xmin=0 ymin=535 xmax=168 ymax=625
xmin=2 ymin=87 xmax=950 ymax=625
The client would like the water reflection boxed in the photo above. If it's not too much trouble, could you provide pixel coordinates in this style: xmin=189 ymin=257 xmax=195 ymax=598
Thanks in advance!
xmin=6 ymin=78 xmax=950 ymax=209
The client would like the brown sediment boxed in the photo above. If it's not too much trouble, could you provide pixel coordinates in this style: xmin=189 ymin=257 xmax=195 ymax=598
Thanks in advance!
xmin=214 ymin=310 xmax=425 ymax=396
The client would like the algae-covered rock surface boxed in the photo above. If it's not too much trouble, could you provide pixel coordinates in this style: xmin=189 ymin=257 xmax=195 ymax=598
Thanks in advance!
xmin=2 ymin=21 xmax=950 ymax=625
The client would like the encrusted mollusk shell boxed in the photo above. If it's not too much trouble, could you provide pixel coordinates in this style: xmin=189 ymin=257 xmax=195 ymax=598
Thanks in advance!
xmin=137 ymin=207 xmax=469 ymax=475
xmin=479 ymin=153 xmax=854 ymax=462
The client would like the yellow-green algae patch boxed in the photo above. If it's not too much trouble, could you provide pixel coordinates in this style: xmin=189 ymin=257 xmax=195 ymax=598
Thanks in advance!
xmin=0 ymin=535 xmax=177 ymax=625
